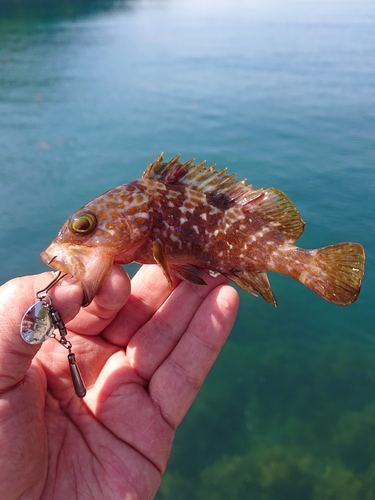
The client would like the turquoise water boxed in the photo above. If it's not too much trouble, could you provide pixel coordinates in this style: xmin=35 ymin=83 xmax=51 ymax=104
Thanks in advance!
xmin=1 ymin=0 xmax=375 ymax=497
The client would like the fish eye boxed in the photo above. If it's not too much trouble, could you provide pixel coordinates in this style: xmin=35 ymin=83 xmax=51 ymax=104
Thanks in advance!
xmin=69 ymin=211 xmax=97 ymax=235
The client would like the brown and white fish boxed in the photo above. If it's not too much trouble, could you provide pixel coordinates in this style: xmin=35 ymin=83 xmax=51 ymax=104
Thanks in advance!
xmin=41 ymin=154 xmax=365 ymax=307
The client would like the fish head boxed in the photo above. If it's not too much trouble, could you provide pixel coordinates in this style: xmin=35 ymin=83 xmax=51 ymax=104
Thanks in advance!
xmin=40 ymin=183 xmax=152 ymax=305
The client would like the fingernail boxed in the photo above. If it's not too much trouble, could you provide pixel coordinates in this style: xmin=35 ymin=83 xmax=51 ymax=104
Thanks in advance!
xmin=59 ymin=276 xmax=79 ymax=286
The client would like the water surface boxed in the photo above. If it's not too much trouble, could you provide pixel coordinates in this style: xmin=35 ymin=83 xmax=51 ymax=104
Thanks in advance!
xmin=1 ymin=1 xmax=375 ymax=498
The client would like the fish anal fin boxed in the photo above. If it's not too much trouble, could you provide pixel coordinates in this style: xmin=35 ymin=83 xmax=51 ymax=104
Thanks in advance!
xmin=152 ymin=239 xmax=173 ymax=287
xmin=169 ymin=263 xmax=207 ymax=285
xmin=242 ymin=188 xmax=305 ymax=243
xmin=226 ymin=270 xmax=277 ymax=307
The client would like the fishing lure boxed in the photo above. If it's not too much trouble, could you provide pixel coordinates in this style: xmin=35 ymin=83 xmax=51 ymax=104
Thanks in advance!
xmin=21 ymin=272 xmax=86 ymax=398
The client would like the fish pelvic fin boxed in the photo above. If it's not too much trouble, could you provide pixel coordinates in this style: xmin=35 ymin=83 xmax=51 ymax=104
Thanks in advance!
xmin=169 ymin=263 xmax=207 ymax=285
xmin=152 ymin=238 xmax=207 ymax=286
xmin=291 ymin=243 xmax=365 ymax=305
xmin=225 ymin=270 xmax=277 ymax=307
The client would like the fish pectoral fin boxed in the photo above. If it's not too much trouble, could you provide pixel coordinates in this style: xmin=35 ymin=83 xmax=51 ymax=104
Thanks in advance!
xmin=169 ymin=263 xmax=207 ymax=285
xmin=152 ymin=239 xmax=173 ymax=287
xmin=225 ymin=270 xmax=277 ymax=307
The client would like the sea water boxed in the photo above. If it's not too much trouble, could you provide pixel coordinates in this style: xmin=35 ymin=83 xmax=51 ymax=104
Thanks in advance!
xmin=1 ymin=1 xmax=374 ymax=498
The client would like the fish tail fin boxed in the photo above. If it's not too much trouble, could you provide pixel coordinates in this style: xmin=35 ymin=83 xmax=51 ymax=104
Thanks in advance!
xmin=295 ymin=243 xmax=365 ymax=305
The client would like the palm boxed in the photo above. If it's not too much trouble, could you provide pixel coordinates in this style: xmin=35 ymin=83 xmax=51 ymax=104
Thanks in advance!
xmin=0 ymin=265 xmax=238 ymax=500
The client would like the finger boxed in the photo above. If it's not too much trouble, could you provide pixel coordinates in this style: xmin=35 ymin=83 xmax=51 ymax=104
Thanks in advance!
xmin=66 ymin=264 xmax=131 ymax=336
xmin=101 ymin=264 xmax=179 ymax=346
xmin=0 ymin=272 xmax=83 ymax=393
xmin=126 ymin=273 xmax=230 ymax=381
xmin=49 ymin=263 xmax=167 ymax=397
xmin=148 ymin=284 xmax=239 ymax=428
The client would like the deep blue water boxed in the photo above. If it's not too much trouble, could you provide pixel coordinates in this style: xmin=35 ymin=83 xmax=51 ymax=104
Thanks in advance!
xmin=1 ymin=1 xmax=375 ymax=498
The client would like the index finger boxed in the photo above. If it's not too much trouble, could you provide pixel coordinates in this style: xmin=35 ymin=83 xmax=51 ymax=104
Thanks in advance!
xmin=101 ymin=265 xmax=180 ymax=346
xmin=65 ymin=264 xmax=131 ymax=336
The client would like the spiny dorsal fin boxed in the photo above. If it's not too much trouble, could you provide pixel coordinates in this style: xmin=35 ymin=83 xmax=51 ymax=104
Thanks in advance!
xmin=143 ymin=155 xmax=305 ymax=242
xmin=143 ymin=154 xmax=255 ymax=202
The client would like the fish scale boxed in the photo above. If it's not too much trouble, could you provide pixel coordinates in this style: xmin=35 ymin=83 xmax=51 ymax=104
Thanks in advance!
xmin=41 ymin=154 xmax=365 ymax=307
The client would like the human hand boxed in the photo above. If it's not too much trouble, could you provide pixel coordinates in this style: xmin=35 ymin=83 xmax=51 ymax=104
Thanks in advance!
xmin=0 ymin=264 xmax=239 ymax=500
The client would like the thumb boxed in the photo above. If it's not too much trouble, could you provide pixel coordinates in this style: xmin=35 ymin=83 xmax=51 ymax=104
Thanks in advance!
xmin=0 ymin=272 xmax=83 ymax=393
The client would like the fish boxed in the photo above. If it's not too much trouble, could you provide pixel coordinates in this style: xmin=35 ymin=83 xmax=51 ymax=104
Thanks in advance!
xmin=40 ymin=154 xmax=365 ymax=307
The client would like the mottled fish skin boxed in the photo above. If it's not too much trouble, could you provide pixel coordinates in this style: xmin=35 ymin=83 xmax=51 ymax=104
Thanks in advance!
xmin=41 ymin=154 xmax=365 ymax=307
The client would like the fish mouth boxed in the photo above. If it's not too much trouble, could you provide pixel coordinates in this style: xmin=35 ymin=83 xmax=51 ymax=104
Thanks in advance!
xmin=40 ymin=243 xmax=87 ymax=278
xmin=40 ymin=243 xmax=113 ymax=306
